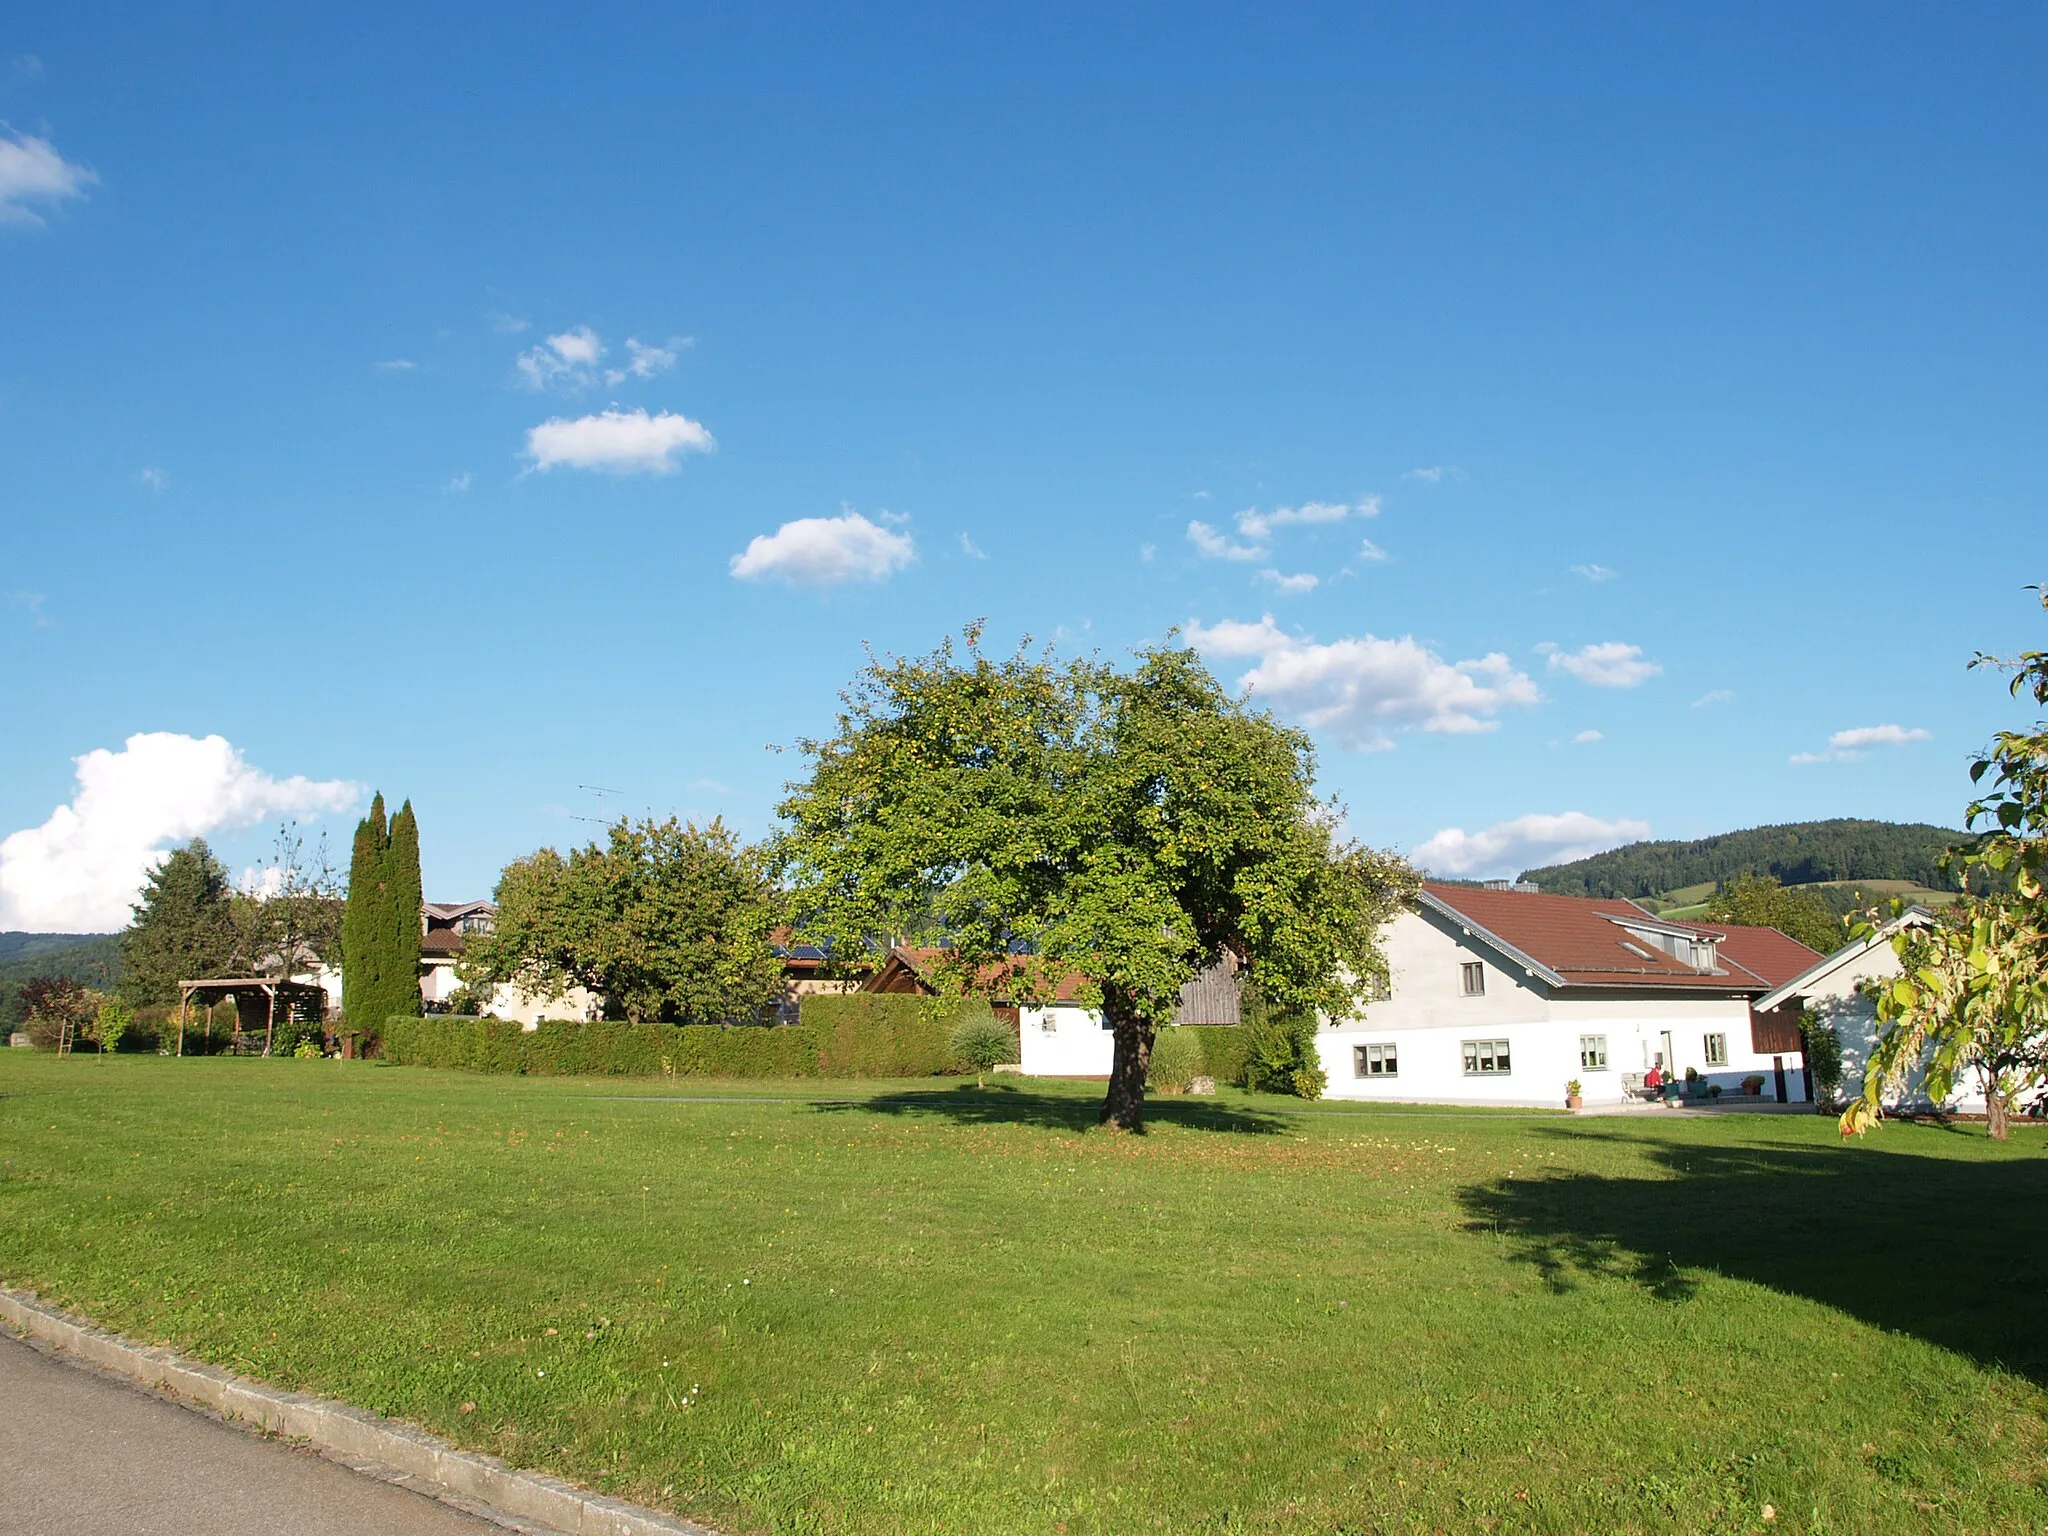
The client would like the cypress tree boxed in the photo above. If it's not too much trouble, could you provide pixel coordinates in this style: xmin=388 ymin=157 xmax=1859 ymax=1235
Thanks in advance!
xmin=387 ymin=800 xmax=424 ymax=1024
xmin=342 ymin=793 xmax=390 ymax=1029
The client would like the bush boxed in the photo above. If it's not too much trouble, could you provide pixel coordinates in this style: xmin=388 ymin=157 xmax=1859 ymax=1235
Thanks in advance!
xmin=1241 ymin=987 xmax=1324 ymax=1098
xmin=94 ymin=997 xmax=133 ymax=1054
xmin=803 ymin=994 xmax=967 ymax=1078
xmin=1801 ymin=1010 xmax=1844 ymax=1109
xmin=951 ymin=1004 xmax=1015 ymax=1086
xmin=1180 ymin=1025 xmax=1249 ymax=1087
xmin=1147 ymin=1027 xmax=1203 ymax=1093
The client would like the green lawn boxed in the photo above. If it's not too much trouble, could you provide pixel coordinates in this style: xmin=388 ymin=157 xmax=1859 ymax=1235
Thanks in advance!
xmin=2 ymin=1056 xmax=2044 ymax=1535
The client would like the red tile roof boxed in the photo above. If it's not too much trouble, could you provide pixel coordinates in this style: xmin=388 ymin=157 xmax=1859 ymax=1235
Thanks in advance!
xmin=1420 ymin=883 xmax=1814 ymax=991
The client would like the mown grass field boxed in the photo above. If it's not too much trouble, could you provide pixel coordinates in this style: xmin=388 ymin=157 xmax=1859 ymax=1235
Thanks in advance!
xmin=2 ymin=1054 xmax=2044 ymax=1535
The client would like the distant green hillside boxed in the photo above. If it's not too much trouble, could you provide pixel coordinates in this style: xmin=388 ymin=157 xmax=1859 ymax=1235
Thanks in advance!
xmin=0 ymin=933 xmax=122 ymax=1026
xmin=1521 ymin=819 xmax=1969 ymax=901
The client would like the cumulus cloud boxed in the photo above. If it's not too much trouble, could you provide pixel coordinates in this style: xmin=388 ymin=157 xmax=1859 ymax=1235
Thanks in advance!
xmin=1259 ymin=570 xmax=1319 ymax=595
xmin=1402 ymin=466 xmax=1465 ymax=485
xmin=9 ymin=591 xmax=52 ymax=628
xmin=0 ymin=129 xmax=96 ymax=226
xmin=1543 ymin=641 xmax=1662 ymax=689
xmin=443 ymin=472 xmax=472 ymax=494
xmin=1570 ymin=563 xmax=1618 ymax=582
xmin=0 ymin=733 xmax=361 ymax=932
xmin=959 ymin=532 xmax=987 ymax=559
xmin=1790 ymin=723 xmax=1932 ymax=764
xmin=1187 ymin=519 xmax=1265 ymax=562
xmin=516 ymin=325 xmax=604 ymax=389
xmin=1573 ymin=729 xmax=1604 ymax=744
xmin=375 ymin=358 xmax=417 ymax=372
xmin=1237 ymin=498 xmax=1370 ymax=540
xmin=1356 ymin=537 xmax=1390 ymax=563
xmin=1415 ymin=811 xmax=1650 ymax=880
xmin=1187 ymin=615 xmax=1541 ymax=751
xmin=138 ymin=467 xmax=167 ymax=492
xmin=1692 ymin=689 xmax=1735 ymax=708
xmin=607 ymin=337 xmax=684 ymax=384
xmin=524 ymin=408 xmax=715 ymax=474
xmin=730 ymin=509 xmax=916 ymax=587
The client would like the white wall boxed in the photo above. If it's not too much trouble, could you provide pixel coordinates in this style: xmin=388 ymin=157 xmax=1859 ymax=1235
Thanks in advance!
xmin=1791 ymin=931 xmax=1986 ymax=1112
xmin=1020 ymin=1004 xmax=1115 ymax=1076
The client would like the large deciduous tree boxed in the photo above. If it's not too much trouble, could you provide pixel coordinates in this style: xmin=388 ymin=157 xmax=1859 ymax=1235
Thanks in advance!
xmin=120 ymin=838 xmax=236 ymax=1005
xmin=773 ymin=628 xmax=1416 ymax=1130
xmin=1844 ymin=590 xmax=2048 ymax=1140
xmin=1703 ymin=874 xmax=1843 ymax=956
xmin=463 ymin=816 xmax=782 ymax=1025
xmin=342 ymin=793 xmax=423 ymax=1030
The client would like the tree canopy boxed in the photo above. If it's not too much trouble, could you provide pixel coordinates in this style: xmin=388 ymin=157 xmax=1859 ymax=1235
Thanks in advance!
xmin=463 ymin=815 xmax=782 ymax=1025
xmin=1844 ymin=589 xmax=2048 ymax=1140
xmin=772 ymin=628 xmax=1415 ymax=1129
xmin=1702 ymin=874 xmax=1844 ymax=956
xmin=120 ymin=839 xmax=237 ymax=1005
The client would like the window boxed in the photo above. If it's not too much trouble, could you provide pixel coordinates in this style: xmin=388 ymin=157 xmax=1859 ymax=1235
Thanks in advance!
xmin=1462 ymin=1039 xmax=1512 ymax=1075
xmin=1354 ymin=1042 xmax=1398 ymax=1078
xmin=1704 ymin=1033 xmax=1728 ymax=1066
xmin=1579 ymin=1035 xmax=1608 ymax=1071
xmin=1460 ymin=962 xmax=1486 ymax=997
xmin=1365 ymin=971 xmax=1393 ymax=1002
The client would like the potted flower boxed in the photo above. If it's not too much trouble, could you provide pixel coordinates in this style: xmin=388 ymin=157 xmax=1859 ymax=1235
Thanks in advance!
xmin=1566 ymin=1079 xmax=1583 ymax=1110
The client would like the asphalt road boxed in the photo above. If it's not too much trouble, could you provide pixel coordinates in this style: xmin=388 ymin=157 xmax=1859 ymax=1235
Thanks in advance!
xmin=0 ymin=1332 xmax=502 ymax=1535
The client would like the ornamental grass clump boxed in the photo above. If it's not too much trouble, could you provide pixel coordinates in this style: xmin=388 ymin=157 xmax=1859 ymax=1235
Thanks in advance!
xmin=949 ymin=1006 xmax=1015 ymax=1087
xmin=1146 ymin=1027 xmax=1202 ymax=1094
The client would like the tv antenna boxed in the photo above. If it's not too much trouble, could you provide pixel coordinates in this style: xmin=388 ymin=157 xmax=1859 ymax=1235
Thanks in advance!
xmin=571 ymin=783 xmax=626 ymax=826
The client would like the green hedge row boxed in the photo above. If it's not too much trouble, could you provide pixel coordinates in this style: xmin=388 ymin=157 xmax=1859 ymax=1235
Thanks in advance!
xmin=379 ymin=993 xmax=979 ymax=1079
xmin=1178 ymin=1024 xmax=1250 ymax=1087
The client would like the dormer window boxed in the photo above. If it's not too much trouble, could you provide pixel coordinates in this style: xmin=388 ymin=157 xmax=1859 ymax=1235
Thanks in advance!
xmin=1621 ymin=941 xmax=1651 ymax=959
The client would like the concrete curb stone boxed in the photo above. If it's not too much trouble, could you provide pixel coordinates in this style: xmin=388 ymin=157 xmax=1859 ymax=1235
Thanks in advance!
xmin=0 ymin=1286 xmax=718 ymax=1536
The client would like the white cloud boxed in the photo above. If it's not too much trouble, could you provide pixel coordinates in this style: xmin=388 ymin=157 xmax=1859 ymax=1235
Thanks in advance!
xmin=9 ymin=591 xmax=52 ymax=629
xmin=524 ymin=408 xmax=715 ymax=474
xmin=1692 ymin=689 xmax=1735 ymax=708
xmin=1187 ymin=519 xmax=1266 ymax=562
xmin=730 ymin=509 xmax=916 ymax=587
xmin=138 ymin=467 xmax=167 ymax=492
xmin=1187 ymin=615 xmax=1541 ymax=751
xmin=1415 ymin=812 xmax=1650 ymax=880
xmin=1139 ymin=543 xmax=1156 ymax=563
xmin=1544 ymin=641 xmax=1662 ymax=689
xmin=1356 ymin=537 xmax=1389 ymax=563
xmin=375 ymin=358 xmax=417 ymax=372
xmin=0 ymin=129 xmax=96 ymax=226
xmin=443 ymin=472 xmax=472 ymax=494
xmin=604 ymin=337 xmax=684 ymax=385
xmin=1402 ymin=466 xmax=1465 ymax=485
xmin=1570 ymin=563 xmax=1618 ymax=582
xmin=1573 ymin=729 xmax=1604 ymax=744
xmin=1259 ymin=569 xmax=1320 ymax=595
xmin=491 ymin=312 xmax=531 ymax=335
xmin=1791 ymin=723 xmax=1932 ymax=764
xmin=516 ymin=325 xmax=605 ymax=390
xmin=1237 ymin=499 xmax=1369 ymax=541
xmin=0 ymin=733 xmax=361 ymax=932
xmin=959 ymin=532 xmax=987 ymax=560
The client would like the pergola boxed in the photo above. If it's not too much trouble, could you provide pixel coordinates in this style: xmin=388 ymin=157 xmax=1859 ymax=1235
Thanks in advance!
xmin=175 ymin=977 xmax=326 ymax=1057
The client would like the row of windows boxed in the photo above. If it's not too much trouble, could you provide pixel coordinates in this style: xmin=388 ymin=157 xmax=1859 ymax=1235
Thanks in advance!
xmin=1352 ymin=1032 xmax=1731 ymax=1078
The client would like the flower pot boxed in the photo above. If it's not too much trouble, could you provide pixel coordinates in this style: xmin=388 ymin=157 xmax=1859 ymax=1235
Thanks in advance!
xmin=1566 ymin=1094 xmax=1583 ymax=1110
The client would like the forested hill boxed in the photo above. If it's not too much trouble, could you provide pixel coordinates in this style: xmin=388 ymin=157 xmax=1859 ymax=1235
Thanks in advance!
xmin=0 ymin=932 xmax=122 ymax=1026
xmin=1520 ymin=819 xmax=1966 ymax=899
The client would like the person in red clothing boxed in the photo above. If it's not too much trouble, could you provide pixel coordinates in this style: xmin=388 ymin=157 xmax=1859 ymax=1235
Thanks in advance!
xmin=1644 ymin=1064 xmax=1663 ymax=1093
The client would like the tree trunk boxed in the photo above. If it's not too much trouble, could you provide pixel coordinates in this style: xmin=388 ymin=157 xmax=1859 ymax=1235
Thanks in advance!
xmin=1987 ymin=1086 xmax=2011 ymax=1141
xmin=1098 ymin=991 xmax=1154 ymax=1133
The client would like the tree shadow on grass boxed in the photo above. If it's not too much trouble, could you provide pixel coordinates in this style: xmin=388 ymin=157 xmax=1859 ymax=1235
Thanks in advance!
xmin=1459 ymin=1134 xmax=2048 ymax=1386
xmin=809 ymin=1081 xmax=1292 ymax=1136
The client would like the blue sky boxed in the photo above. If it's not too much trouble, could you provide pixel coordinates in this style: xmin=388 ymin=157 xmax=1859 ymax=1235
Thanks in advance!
xmin=3 ymin=4 xmax=2044 ymax=929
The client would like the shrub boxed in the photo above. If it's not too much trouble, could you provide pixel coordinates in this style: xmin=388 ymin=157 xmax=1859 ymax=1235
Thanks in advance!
xmin=1801 ymin=1009 xmax=1844 ymax=1109
xmin=951 ymin=1005 xmax=1015 ymax=1086
xmin=1180 ymin=1025 xmax=1250 ymax=1087
xmin=803 ymin=994 xmax=966 ymax=1078
xmin=1147 ymin=1027 xmax=1203 ymax=1093
xmin=1241 ymin=986 xmax=1324 ymax=1098
xmin=94 ymin=997 xmax=134 ymax=1055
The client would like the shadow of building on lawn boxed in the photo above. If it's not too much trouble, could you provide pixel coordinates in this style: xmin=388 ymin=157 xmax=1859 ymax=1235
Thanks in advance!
xmin=1459 ymin=1134 xmax=2048 ymax=1386
xmin=810 ymin=1081 xmax=1291 ymax=1136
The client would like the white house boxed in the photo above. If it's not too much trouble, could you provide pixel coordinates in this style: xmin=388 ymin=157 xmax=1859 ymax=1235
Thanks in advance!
xmin=1020 ymin=884 xmax=1825 ymax=1105
xmin=1318 ymin=884 xmax=1825 ymax=1108
xmin=1746 ymin=905 xmax=1980 ymax=1111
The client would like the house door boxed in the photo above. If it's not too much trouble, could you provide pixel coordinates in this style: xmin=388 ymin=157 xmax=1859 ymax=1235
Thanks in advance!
xmin=1772 ymin=1055 xmax=1788 ymax=1103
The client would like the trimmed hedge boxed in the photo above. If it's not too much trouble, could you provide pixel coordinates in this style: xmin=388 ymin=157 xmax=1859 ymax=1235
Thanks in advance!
xmin=1180 ymin=1024 xmax=1249 ymax=1087
xmin=379 ymin=994 xmax=976 ymax=1080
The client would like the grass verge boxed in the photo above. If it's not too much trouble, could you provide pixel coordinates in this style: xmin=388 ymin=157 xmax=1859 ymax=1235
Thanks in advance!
xmin=2 ymin=1054 xmax=2044 ymax=1534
